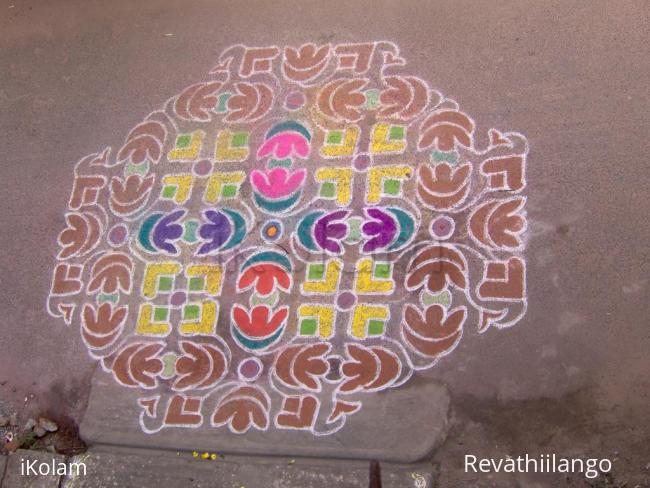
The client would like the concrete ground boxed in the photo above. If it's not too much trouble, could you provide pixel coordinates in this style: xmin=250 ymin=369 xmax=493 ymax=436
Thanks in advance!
xmin=1 ymin=448 xmax=436 ymax=488
xmin=1 ymin=0 xmax=649 ymax=487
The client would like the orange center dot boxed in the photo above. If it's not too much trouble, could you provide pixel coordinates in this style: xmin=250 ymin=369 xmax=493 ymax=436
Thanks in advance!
xmin=267 ymin=226 xmax=277 ymax=237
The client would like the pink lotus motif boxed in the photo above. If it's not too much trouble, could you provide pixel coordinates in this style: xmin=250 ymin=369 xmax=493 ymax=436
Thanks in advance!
xmin=256 ymin=132 xmax=310 ymax=160
xmin=250 ymin=167 xmax=306 ymax=199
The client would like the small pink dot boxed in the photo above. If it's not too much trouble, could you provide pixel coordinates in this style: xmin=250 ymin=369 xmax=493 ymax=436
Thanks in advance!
xmin=353 ymin=153 xmax=371 ymax=171
xmin=285 ymin=92 xmax=305 ymax=110
xmin=431 ymin=216 xmax=455 ymax=240
xmin=108 ymin=224 xmax=128 ymax=246
xmin=337 ymin=291 xmax=356 ymax=310
xmin=193 ymin=159 xmax=213 ymax=177
xmin=238 ymin=358 xmax=262 ymax=381
xmin=170 ymin=291 xmax=186 ymax=307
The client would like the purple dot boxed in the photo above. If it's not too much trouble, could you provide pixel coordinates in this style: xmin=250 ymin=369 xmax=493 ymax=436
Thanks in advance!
xmin=238 ymin=358 xmax=262 ymax=381
xmin=170 ymin=291 xmax=187 ymax=307
xmin=431 ymin=216 xmax=455 ymax=240
xmin=353 ymin=153 xmax=371 ymax=171
xmin=193 ymin=159 xmax=213 ymax=177
xmin=285 ymin=91 xmax=305 ymax=110
xmin=337 ymin=291 xmax=356 ymax=310
xmin=108 ymin=224 xmax=128 ymax=246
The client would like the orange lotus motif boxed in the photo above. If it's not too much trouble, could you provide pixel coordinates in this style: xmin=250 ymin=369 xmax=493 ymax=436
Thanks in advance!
xmin=212 ymin=385 xmax=270 ymax=433
xmin=401 ymin=304 xmax=465 ymax=360
xmin=283 ymin=43 xmax=331 ymax=83
xmin=81 ymin=302 xmax=127 ymax=350
xmin=109 ymin=174 xmax=155 ymax=216
xmin=174 ymin=82 xmax=223 ymax=122
xmin=226 ymin=82 xmax=273 ymax=122
xmin=418 ymin=110 xmax=475 ymax=151
xmin=417 ymin=162 xmax=472 ymax=210
xmin=117 ymin=120 xmax=166 ymax=165
xmin=317 ymin=78 xmax=368 ymax=122
xmin=379 ymin=75 xmax=430 ymax=120
xmin=469 ymin=197 xmax=527 ymax=250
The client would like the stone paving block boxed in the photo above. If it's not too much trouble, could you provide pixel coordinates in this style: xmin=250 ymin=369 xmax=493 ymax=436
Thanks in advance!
xmin=0 ymin=455 xmax=7 ymax=485
xmin=60 ymin=447 xmax=436 ymax=488
xmin=2 ymin=450 xmax=66 ymax=488
xmin=81 ymin=374 xmax=449 ymax=463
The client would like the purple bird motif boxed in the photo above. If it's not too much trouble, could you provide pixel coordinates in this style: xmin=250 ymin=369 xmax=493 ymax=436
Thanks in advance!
xmin=314 ymin=210 xmax=349 ymax=253
xmin=362 ymin=208 xmax=397 ymax=253
xmin=152 ymin=209 xmax=185 ymax=254
xmin=197 ymin=210 xmax=232 ymax=255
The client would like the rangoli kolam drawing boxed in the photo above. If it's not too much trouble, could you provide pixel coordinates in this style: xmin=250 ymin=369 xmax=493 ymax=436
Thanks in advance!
xmin=47 ymin=41 xmax=528 ymax=435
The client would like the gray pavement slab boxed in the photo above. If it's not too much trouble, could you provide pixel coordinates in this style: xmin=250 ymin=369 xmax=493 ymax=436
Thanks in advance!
xmin=0 ymin=456 xmax=6 ymax=486
xmin=2 ymin=450 xmax=65 ymax=488
xmin=81 ymin=375 xmax=449 ymax=463
xmin=61 ymin=447 xmax=435 ymax=488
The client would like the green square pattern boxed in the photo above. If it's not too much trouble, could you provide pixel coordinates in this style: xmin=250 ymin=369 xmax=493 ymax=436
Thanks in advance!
xmin=188 ymin=277 xmax=205 ymax=292
xmin=176 ymin=134 xmax=191 ymax=148
xmin=374 ymin=263 xmax=391 ymax=279
xmin=97 ymin=293 xmax=118 ymax=304
xmin=326 ymin=131 xmax=343 ymax=144
xmin=319 ymin=182 xmax=336 ymax=198
xmin=365 ymin=89 xmax=379 ymax=109
xmin=431 ymin=150 xmax=458 ymax=164
xmin=308 ymin=263 xmax=325 ymax=280
xmin=162 ymin=185 xmax=177 ymax=198
xmin=221 ymin=184 xmax=238 ymax=198
xmin=216 ymin=93 xmax=231 ymax=112
xmin=154 ymin=307 xmax=169 ymax=322
xmin=300 ymin=318 xmax=318 ymax=335
xmin=231 ymin=132 xmax=248 ymax=148
xmin=383 ymin=179 xmax=401 ymax=195
xmin=367 ymin=319 xmax=385 ymax=336
xmin=183 ymin=304 xmax=200 ymax=321
xmin=183 ymin=220 xmax=199 ymax=243
xmin=389 ymin=126 xmax=405 ymax=140
xmin=158 ymin=276 xmax=173 ymax=292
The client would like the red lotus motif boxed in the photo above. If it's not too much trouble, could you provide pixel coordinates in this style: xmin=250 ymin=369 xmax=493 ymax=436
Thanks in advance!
xmin=237 ymin=263 xmax=291 ymax=295
xmin=232 ymin=305 xmax=288 ymax=338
